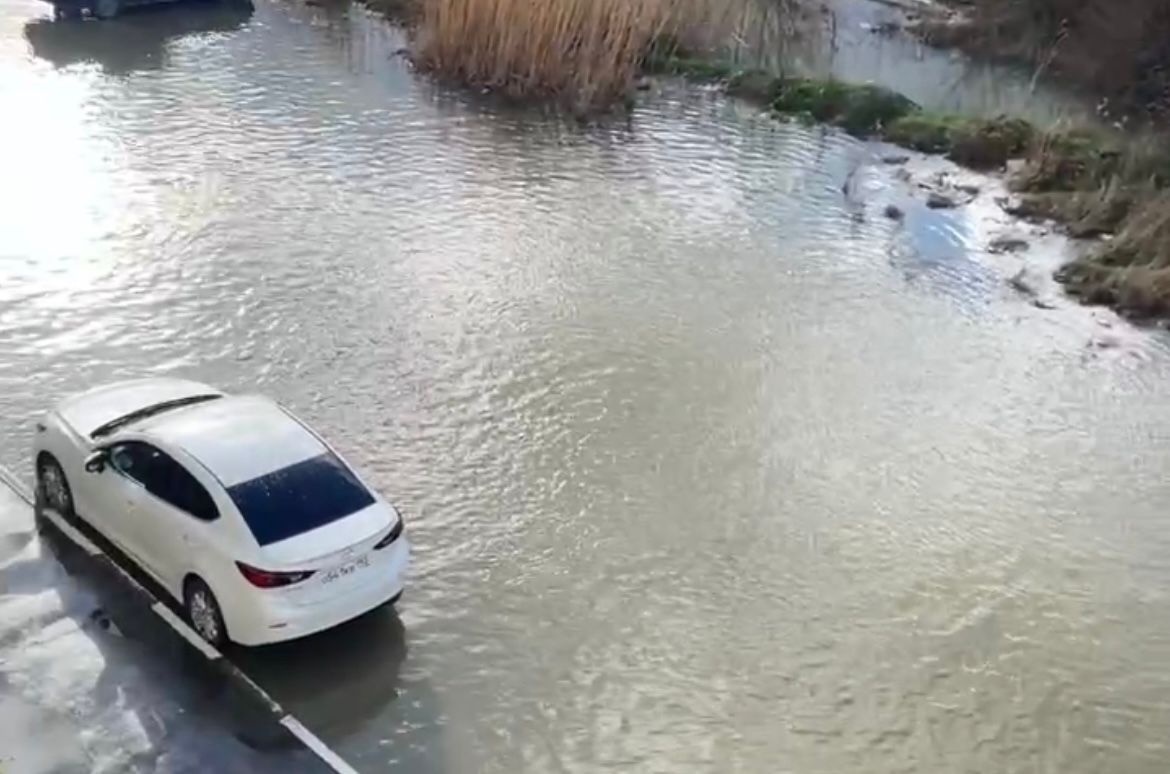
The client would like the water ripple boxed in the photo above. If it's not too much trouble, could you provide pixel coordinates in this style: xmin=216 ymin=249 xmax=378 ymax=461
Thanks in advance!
xmin=2 ymin=0 xmax=1170 ymax=771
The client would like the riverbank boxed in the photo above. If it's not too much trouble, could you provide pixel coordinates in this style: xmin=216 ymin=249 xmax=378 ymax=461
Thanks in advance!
xmin=712 ymin=72 xmax=1170 ymax=319
xmin=352 ymin=0 xmax=1170 ymax=320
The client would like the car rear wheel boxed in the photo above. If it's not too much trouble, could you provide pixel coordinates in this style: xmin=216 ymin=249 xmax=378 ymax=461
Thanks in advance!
xmin=53 ymin=2 xmax=82 ymax=20
xmin=184 ymin=578 xmax=228 ymax=648
xmin=37 ymin=456 xmax=75 ymax=518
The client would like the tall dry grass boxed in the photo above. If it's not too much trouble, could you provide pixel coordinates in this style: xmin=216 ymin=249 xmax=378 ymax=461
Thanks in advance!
xmin=1013 ymin=126 xmax=1170 ymax=316
xmin=412 ymin=0 xmax=765 ymax=112
xmin=1059 ymin=191 xmax=1170 ymax=315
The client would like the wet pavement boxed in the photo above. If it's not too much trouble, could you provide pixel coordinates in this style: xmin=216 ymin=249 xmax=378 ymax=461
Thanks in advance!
xmin=0 ymin=480 xmax=325 ymax=773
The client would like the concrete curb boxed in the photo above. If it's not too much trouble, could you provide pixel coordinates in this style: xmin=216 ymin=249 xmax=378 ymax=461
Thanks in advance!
xmin=0 ymin=464 xmax=359 ymax=774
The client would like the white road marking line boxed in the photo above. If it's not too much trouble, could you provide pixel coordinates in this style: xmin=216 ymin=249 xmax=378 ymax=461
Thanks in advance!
xmin=151 ymin=601 xmax=223 ymax=661
xmin=0 ymin=465 xmax=32 ymax=504
xmin=1 ymin=466 xmax=362 ymax=774
xmin=223 ymin=663 xmax=286 ymax=716
xmin=281 ymin=716 xmax=361 ymax=774
xmin=38 ymin=507 xmax=102 ymax=557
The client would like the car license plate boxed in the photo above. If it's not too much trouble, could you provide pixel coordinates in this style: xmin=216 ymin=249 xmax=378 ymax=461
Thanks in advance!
xmin=322 ymin=554 xmax=370 ymax=584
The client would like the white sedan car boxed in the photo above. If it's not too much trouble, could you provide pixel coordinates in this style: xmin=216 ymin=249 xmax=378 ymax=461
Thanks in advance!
xmin=33 ymin=378 xmax=410 ymax=647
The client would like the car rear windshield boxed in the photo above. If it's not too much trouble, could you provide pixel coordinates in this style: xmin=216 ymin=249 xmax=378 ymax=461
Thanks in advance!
xmin=226 ymin=452 xmax=375 ymax=546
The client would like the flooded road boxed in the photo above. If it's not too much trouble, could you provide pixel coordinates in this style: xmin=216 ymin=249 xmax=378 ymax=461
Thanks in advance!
xmin=3 ymin=0 xmax=1170 ymax=771
xmin=0 ymin=482 xmax=325 ymax=773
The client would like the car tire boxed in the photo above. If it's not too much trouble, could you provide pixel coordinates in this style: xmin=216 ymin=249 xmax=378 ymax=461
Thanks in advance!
xmin=184 ymin=577 xmax=228 ymax=648
xmin=36 ymin=455 xmax=75 ymax=518
xmin=93 ymin=0 xmax=120 ymax=19
xmin=53 ymin=3 xmax=81 ymax=20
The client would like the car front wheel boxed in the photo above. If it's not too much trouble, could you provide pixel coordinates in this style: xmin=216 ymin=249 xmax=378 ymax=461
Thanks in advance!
xmin=37 ymin=456 xmax=75 ymax=518
xmin=184 ymin=577 xmax=228 ymax=648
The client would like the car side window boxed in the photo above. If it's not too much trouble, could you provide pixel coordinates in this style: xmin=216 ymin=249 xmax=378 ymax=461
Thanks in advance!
xmin=108 ymin=441 xmax=219 ymax=522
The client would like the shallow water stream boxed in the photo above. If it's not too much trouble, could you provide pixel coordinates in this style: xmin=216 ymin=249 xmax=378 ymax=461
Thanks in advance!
xmin=2 ymin=0 xmax=1169 ymax=771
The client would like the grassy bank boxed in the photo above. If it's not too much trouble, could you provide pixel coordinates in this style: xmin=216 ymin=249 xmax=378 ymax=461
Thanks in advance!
xmin=726 ymin=73 xmax=1036 ymax=171
xmin=915 ymin=0 xmax=1170 ymax=120
xmin=909 ymin=0 xmax=1170 ymax=316
xmin=725 ymin=74 xmax=1170 ymax=319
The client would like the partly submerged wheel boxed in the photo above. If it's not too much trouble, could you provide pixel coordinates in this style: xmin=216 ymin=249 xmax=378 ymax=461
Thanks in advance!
xmin=52 ymin=3 xmax=82 ymax=20
xmin=184 ymin=577 xmax=228 ymax=648
xmin=37 ymin=456 xmax=75 ymax=518
xmin=93 ymin=0 xmax=121 ymax=20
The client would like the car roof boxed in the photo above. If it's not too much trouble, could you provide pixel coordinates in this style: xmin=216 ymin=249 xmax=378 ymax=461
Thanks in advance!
xmin=57 ymin=378 xmax=224 ymax=438
xmin=135 ymin=395 xmax=327 ymax=488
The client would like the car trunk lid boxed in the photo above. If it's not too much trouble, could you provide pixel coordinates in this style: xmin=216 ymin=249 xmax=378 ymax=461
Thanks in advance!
xmin=258 ymin=502 xmax=391 ymax=567
xmin=250 ymin=503 xmax=396 ymax=605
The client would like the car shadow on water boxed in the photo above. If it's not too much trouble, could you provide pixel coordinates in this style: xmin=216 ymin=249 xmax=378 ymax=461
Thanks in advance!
xmin=32 ymin=497 xmax=430 ymax=770
xmin=8 ymin=503 xmax=327 ymax=771
xmin=230 ymin=605 xmax=410 ymax=739
xmin=34 ymin=515 xmax=305 ymax=749
xmin=23 ymin=0 xmax=253 ymax=76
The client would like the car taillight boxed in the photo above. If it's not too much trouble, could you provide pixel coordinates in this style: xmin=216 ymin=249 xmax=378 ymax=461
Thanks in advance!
xmin=373 ymin=517 xmax=404 ymax=550
xmin=236 ymin=562 xmax=316 ymax=588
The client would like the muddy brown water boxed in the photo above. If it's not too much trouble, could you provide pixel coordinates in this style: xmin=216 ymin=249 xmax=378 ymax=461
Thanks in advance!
xmin=2 ymin=0 xmax=1170 ymax=771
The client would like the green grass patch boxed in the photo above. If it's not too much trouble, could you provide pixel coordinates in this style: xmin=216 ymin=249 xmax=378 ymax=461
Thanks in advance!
xmin=770 ymin=79 xmax=918 ymax=136
xmin=642 ymin=56 xmax=736 ymax=81
xmin=726 ymin=70 xmax=781 ymax=104
xmin=883 ymin=112 xmax=966 ymax=153
xmin=884 ymin=113 xmax=1034 ymax=169
xmin=949 ymin=117 xmax=1034 ymax=169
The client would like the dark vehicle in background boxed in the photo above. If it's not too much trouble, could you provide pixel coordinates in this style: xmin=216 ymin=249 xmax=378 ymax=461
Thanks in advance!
xmin=43 ymin=0 xmax=250 ymax=21
xmin=25 ymin=0 xmax=252 ymax=74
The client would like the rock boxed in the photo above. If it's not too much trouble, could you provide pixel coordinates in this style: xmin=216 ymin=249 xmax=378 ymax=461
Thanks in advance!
xmin=881 ymin=154 xmax=910 ymax=165
xmin=884 ymin=204 xmax=905 ymax=221
xmin=1032 ymin=298 xmax=1058 ymax=310
xmin=862 ymin=20 xmax=901 ymax=36
xmin=1008 ymin=268 xmax=1039 ymax=296
xmin=1093 ymin=334 xmax=1121 ymax=350
xmin=988 ymin=236 xmax=1030 ymax=254
xmin=956 ymin=183 xmax=981 ymax=196
xmin=926 ymin=192 xmax=958 ymax=209
xmin=635 ymin=77 xmax=652 ymax=91
xmin=89 ymin=609 xmax=123 ymax=637
xmin=893 ymin=168 xmax=912 ymax=182
xmin=927 ymin=171 xmax=950 ymax=188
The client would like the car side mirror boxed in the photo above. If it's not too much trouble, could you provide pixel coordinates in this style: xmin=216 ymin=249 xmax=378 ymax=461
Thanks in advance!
xmin=84 ymin=450 xmax=107 ymax=473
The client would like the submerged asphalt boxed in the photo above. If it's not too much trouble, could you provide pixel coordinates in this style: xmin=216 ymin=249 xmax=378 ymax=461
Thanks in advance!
xmin=0 ymin=479 xmax=328 ymax=773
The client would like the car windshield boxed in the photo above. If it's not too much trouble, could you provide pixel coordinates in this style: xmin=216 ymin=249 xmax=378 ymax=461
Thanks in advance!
xmin=226 ymin=452 xmax=375 ymax=546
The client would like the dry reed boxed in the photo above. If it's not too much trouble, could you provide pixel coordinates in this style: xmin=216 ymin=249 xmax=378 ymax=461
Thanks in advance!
xmin=412 ymin=0 xmax=757 ymax=112
xmin=1016 ymin=126 xmax=1170 ymax=316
